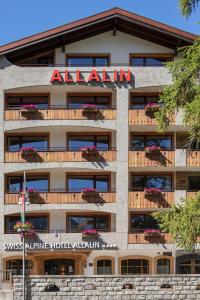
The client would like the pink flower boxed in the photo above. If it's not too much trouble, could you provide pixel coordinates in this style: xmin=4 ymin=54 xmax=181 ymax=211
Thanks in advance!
xmin=144 ymin=187 xmax=162 ymax=194
xmin=144 ymin=229 xmax=160 ymax=233
xmin=145 ymin=145 xmax=161 ymax=152
xmin=20 ymin=147 xmax=37 ymax=153
xmin=21 ymin=104 xmax=38 ymax=110
xmin=81 ymin=104 xmax=97 ymax=110
xmin=80 ymin=146 xmax=97 ymax=151
xmin=82 ymin=188 xmax=97 ymax=193
xmin=145 ymin=102 xmax=160 ymax=109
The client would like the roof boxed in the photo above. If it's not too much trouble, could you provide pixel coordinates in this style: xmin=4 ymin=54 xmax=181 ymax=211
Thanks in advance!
xmin=1 ymin=7 xmax=197 ymax=60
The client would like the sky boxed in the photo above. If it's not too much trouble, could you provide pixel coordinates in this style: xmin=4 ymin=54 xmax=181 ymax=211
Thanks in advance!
xmin=0 ymin=0 xmax=199 ymax=46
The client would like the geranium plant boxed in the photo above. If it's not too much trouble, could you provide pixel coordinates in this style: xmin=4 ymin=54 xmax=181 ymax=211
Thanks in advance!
xmin=80 ymin=146 xmax=97 ymax=154
xmin=81 ymin=104 xmax=98 ymax=111
xmin=82 ymin=188 xmax=97 ymax=194
xmin=82 ymin=229 xmax=99 ymax=238
xmin=14 ymin=221 xmax=32 ymax=233
xmin=144 ymin=187 xmax=162 ymax=195
xmin=145 ymin=102 xmax=160 ymax=112
xmin=21 ymin=104 xmax=38 ymax=112
xmin=144 ymin=229 xmax=161 ymax=236
xmin=20 ymin=146 xmax=37 ymax=156
xmin=145 ymin=145 xmax=161 ymax=154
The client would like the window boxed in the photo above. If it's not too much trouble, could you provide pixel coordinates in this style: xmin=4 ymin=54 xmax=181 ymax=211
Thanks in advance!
xmin=179 ymin=259 xmax=200 ymax=274
xmin=96 ymin=259 xmax=112 ymax=275
xmin=121 ymin=259 xmax=149 ymax=275
xmin=6 ymin=259 xmax=32 ymax=275
xmin=67 ymin=175 xmax=109 ymax=192
xmin=6 ymin=95 xmax=49 ymax=109
xmin=21 ymin=56 xmax=54 ymax=66
xmin=68 ymin=135 xmax=110 ymax=151
xmin=130 ymin=214 xmax=159 ymax=231
xmin=67 ymin=214 xmax=109 ymax=232
xmin=5 ymin=215 xmax=49 ymax=233
xmin=66 ymin=56 xmax=109 ymax=67
xmin=68 ymin=95 xmax=110 ymax=109
xmin=130 ymin=95 xmax=160 ymax=109
xmin=188 ymin=176 xmax=200 ymax=191
xmin=7 ymin=136 xmax=48 ymax=152
xmin=7 ymin=175 xmax=49 ymax=192
xmin=157 ymin=259 xmax=170 ymax=274
xmin=131 ymin=175 xmax=172 ymax=191
xmin=131 ymin=135 xmax=172 ymax=150
xmin=130 ymin=56 xmax=171 ymax=67
xmin=44 ymin=259 xmax=75 ymax=275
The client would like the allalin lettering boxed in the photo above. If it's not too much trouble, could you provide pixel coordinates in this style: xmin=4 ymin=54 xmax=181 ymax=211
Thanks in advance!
xmin=51 ymin=69 xmax=132 ymax=83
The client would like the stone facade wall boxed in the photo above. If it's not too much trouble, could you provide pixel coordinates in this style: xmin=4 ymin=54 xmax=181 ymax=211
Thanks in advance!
xmin=14 ymin=275 xmax=200 ymax=300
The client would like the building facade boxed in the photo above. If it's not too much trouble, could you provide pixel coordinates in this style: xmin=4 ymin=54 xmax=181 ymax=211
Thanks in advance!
xmin=0 ymin=8 xmax=198 ymax=277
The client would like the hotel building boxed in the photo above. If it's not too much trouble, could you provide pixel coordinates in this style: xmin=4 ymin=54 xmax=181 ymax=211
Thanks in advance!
xmin=0 ymin=8 xmax=198 ymax=277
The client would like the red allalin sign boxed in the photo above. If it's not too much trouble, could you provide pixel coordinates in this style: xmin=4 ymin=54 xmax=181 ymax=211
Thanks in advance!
xmin=51 ymin=69 xmax=132 ymax=83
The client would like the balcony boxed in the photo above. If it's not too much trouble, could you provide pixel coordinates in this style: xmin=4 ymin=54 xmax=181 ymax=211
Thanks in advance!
xmin=128 ymin=191 xmax=174 ymax=209
xmin=4 ymin=106 xmax=116 ymax=121
xmin=4 ymin=148 xmax=116 ymax=163
xmin=186 ymin=150 xmax=200 ymax=167
xmin=129 ymin=109 xmax=174 ymax=126
xmin=129 ymin=150 xmax=175 ymax=168
xmin=128 ymin=230 xmax=172 ymax=244
xmin=186 ymin=191 xmax=199 ymax=198
xmin=4 ymin=190 xmax=116 ymax=205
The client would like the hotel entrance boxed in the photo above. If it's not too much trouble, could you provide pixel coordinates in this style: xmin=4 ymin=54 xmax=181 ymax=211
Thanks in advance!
xmin=44 ymin=259 xmax=75 ymax=275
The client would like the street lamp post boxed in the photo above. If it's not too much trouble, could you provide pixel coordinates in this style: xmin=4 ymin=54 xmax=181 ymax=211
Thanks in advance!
xmin=19 ymin=171 xmax=30 ymax=300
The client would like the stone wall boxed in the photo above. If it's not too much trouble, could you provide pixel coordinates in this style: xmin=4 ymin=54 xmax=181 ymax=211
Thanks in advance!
xmin=13 ymin=275 xmax=200 ymax=300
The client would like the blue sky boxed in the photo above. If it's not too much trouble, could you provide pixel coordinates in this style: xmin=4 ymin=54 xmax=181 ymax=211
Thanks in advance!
xmin=0 ymin=0 xmax=199 ymax=46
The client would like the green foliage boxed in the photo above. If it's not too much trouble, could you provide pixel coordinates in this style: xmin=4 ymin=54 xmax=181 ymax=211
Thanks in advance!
xmin=153 ymin=193 xmax=200 ymax=252
xmin=156 ymin=38 xmax=200 ymax=144
xmin=180 ymin=0 xmax=200 ymax=17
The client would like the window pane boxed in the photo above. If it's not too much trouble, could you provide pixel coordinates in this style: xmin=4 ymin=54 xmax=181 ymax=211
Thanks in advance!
xmin=96 ymin=176 xmax=109 ymax=192
xmin=131 ymin=137 xmax=145 ymax=150
xmin=95 ymin=57 xmax=108 ymax=67
xmin=146 ymin=58 xmax=167 ymax=66
xmin=68 ymin=57 xmax=93 ymax=67
xmin=157 ymin=259 xmax=170 ymax=274
xmin=68 ymin=136 xmax=95 ymax=150
xmin=146 ymin=136 xmax=172 ymax=150
xmin=6 ymin=96 xmax=48 ymax=109
xmin=21 ymin=136 xmax=48 ymax=151
xmin=188 ymin=177 xmax=200 ymax=190
xmin=130 ymin=97 xmax=145 ymax=109
xmin=96 ymin=136 xmax=109 ymax=150
xmin=97 ymin=260 xmax=112 ymax=275
xmin=132 ymin=176 xmax=145 ymax=190
xmin=7 ymin=176 xmax=48 ymax=192
xmin=68 ymin=215 xmax=109 ymax=231
xmin=130 ymin=214 xmax=159 ymax=230
xmin=7 ymin=137 xmax=20 ymax=151
xmin=131 ymin=58 xmax=144 ymax=66
xmin=146 ymin=176 xmax=172 ymax=191
xmin=121 ymin=259 xmax=149 ymax=274
xmin=68 ymin=177 xmax=94 ymax=192
xmin=6 ymin=97 xmax=21 ymax=108
xmin=179 ymin=265 xmax=191 ymax=274
xmin=5 ymin=215 xmax=48 ymax=233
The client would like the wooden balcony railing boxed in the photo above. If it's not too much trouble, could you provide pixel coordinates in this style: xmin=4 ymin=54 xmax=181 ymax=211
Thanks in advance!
xmin=128 ymin=191 xmax=174 ymax=208
xmin=128 ymin=232 xmax=172 ymax=244
xmin=129 ymin=150 xmax=175 ymax=167
xmin=186 ymin=191 xmax=199 ymax=198
xmin=4 ymin=150 xmax=116 ymax=163
xmin=4 ymin=108 xmax=116 ymax=121
xmin=186 ymin=150 xmax=200 ymax=167
xmin=4 ymin=191 xmax=116 ymax=204
xmin=128 ymin=110 xmax=174 ymax=126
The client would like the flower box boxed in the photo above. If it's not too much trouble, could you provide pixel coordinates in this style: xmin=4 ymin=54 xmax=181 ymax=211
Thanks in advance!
xmin=80 ymin=146 xmax=98 ymax=155
xmin=19 ymin=229 xmax=37 ymax=238
xmin=144 ymin=229 xmax=161 ymax=237
xmin=81 ymin=104 xmax=98 ymax=112
xmin=81 ymin=188 xmax=97 ymax=196
xmin=14 ymin=221 xmax=32 ymax=233
xmin=145 ymin=102 xmax=160 ymax=112
xmin=21 ymin=104 xmax=38 ymax=113
xmin=144 ymin=187 xmax=162 ymax=196
xmin=145 ymin=146 xmax=161 ymax=154
xmin=20 ymin=147 xmax=37 ymax=156
xmin=82 ymin=229 xmax=99 ymax=238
